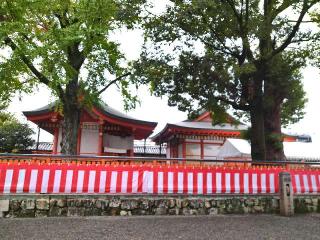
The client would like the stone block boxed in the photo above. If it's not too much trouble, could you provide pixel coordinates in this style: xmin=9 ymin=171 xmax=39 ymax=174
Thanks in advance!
xmin=21 ymin=199 xmax=35 ymax=210
xmin=209 ymin=208 xmax=218 ymax=215
xmin=57 ymin=199 xmax=67 ymax=208
xmin=95 ymin=199 xmax=109 ymax=209
xmin=168 ymin=208 xmax=179 ymax=215
xmin=121 ymin=200 xmax=139 ymax=210
xmin=120 ymin=210 xmax=128 ymax=216
xmin=109 ymin=198 xmax=121 ymax=208
xmin=36 ymin=198 xmax=49 ymax=210
xmin=10 ymin=200 xmax=21 ymax=211
xmin=204 ymin=200 xmax=211 ymax=209
xmin=168 ymin=199 xmax=176 ymax=208
xmin=49 ymin=207 xmax=67 ymax=217
xmin=35 ymin=210 xmax=48 ymax=217
xmin=0 ymin=200 xmax=9 ymax=212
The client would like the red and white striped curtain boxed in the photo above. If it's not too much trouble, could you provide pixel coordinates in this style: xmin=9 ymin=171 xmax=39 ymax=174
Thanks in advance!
xmin=0 ymin=163 xmax=319 ymax=194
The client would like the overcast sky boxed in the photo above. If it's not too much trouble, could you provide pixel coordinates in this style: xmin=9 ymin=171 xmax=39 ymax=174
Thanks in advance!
xmin=6 ymin=2 xmax=320 ymax=145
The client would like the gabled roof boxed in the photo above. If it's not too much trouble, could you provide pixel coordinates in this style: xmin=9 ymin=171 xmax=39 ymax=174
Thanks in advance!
xmin=23 ymin=101 xmax=157 ymax=128
xmin=23 ymin=101 xmax=157 ymax=139
xmin=152 ymin=111 xmax=247 ymax=143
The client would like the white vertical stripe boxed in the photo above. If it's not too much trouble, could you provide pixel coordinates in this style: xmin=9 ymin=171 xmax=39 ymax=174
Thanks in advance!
xmin=99 ymin=171 xmax=106 ymax=193
xmin=16 ymin=169 xmax=26 ymax=193
xmin=234 ymin=173 xmax=240 ymax=193
xmin=303 ymin=175 xmax=309 ymax=193
xmin=142 ymin=171 xmax=149 ymax=193
xmin=53 ymin=170 xmax=61 ymax=193
xmin=197 ymin=173 xmax=203 ymax=194
xmin=158 ymin=172 xmax=163 ymax=194
xmin=168 ymin=172 xmax=174 ymax=193
xmin=295 ymin=175 xmax=301 ymax=193
xmin=3 ymin=170 xmax=13 ymax=193
xmin=244 ymin=173 xmax=249 ymax=194
xmin=261 ymin=174 xmax=266 ymax=193
xmin=269 ymin=174 xmax=275 ymax=193
xmin=41 ymin=170 xmax=50 ymax=193
xmin=178 ymin=172 xmax=183 ymax=194
xmin=147 ymin=172 xmax=153 ymax=193
xmin=225 ymin=173 xmax=231 ymax=193
xmin=64 ymin=170 xmax=73 ymax=193
xmin=88 ymin=171 xmax=96 ymax=193
xmin=29 ymin=170 xmax=38 ymax=193
xmin=76 ymin=170 xmax=85 ymax=193
xmin=132 ymin=171 xmax=139 ymax=193
xmin=216 ymin=173 xmax=221 ymax=193
xmin=110 ymin=171 xmax=117 ymax=193
xmin=207 ymin=173 xmax=212 ymax=194
xmin=252 ymin=174 xmax=257 ymax=194
xmin=311 ymin=175 xmax=317 ymax=193
xmin=121 ymin=171 xmax=128 ymax=193
xmin=187 ymin=173 xmax=193 ymax=194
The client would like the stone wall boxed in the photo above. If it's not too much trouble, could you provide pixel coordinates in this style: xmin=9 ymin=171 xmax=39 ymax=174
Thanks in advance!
xmin=0 ymin=195 xmax=319 ymax=218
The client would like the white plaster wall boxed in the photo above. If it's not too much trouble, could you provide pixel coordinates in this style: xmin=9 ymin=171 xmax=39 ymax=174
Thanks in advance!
xmin=178 ymin=144 xmax=183 ymax=158
xmin=80 ymin=123 xmax=99 ymax=155
xmin=203 ymin=144 xmax=221 ymax=159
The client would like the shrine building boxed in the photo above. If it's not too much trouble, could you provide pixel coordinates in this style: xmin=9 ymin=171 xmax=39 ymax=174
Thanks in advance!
xmin=23 ymin=102 xmax=157 ymax=156
xmin=152 ymin=111 xmax=248 ymax=159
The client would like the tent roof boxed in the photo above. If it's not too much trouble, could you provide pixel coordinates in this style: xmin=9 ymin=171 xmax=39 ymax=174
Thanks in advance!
xmin=217 ymin=138 xmax=320 ymax=161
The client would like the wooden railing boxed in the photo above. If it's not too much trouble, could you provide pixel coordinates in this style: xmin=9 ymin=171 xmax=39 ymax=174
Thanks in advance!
xmin=0 ymin=153 xmax=319 ymax=170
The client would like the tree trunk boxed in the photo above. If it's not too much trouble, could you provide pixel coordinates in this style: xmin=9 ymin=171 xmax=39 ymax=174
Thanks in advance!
xmin=264 ymin=80 xmax=285 ymax=161
xmin=60 ymin=102 xmax=81 ymax=155
xmin=250 ymin=98 xmax=266 ymax=161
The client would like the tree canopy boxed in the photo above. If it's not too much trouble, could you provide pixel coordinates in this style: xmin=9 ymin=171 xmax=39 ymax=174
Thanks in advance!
xmin=0 ymin=0 xmax=145 ymax=154
xmin=0 ymin=112 xmax=34 ymax=153
xmin=135 ymin=0 xmax=319 ymax=160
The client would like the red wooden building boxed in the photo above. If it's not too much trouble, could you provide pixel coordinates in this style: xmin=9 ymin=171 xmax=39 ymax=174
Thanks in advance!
xmin=152 ymin=111 xmax=247 ymax=159
xmin=23 ymin=102 xmax=157 ymax=156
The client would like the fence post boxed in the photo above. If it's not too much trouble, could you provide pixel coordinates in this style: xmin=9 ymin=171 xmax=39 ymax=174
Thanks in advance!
xmin=279 ymin=172 xmax=294 ymax=216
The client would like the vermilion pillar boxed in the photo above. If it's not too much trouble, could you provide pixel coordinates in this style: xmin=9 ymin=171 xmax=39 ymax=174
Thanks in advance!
xmin=200 ymin=139 xmax=204 ymax=160
xmin=98 ymin=120 xmax=104 ymax=156
xmin=52 ymin=128 xmax=59 ymax=154
xmin=182 ymin=139 xmax=186 ymax=159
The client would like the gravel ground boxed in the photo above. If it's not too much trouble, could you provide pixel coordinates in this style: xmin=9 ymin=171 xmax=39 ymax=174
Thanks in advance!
xmin=0 ymin=214 xmax=320 ymax=240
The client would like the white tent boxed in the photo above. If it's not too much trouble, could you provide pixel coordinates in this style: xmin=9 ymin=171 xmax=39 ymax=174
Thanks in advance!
xmin=217 ymin=138 xmax=320 ymax=161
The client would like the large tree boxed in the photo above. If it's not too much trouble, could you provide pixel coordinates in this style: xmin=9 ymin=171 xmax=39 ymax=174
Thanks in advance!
xmin=0 ymin=0 xmax=144 ymax=155
xmin=135 ymin=0 xmax=318 ymax=161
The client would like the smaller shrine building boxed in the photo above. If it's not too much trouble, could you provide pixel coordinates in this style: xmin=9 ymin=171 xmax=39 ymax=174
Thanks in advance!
xmin=152 ymin=111 xmax=248 ymax=159
xmin=23 ymin=102 xmax=157 ymax=156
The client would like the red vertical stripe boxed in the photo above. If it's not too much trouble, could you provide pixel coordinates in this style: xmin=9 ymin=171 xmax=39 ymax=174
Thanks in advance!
xmin=248 ymin=172 xmax=253 ymax=194
xmin=203 ymin=171 xmax=207 ymax=194
xmin=266 ymin=172 xmax=270 ymax=193
xmin=70 ymin=167 xmax=78 ymax=193
xmin=35 ymin=167 xmax=44 ymax=193
xmin=239 ymin=172 xmax=244 ymax=193
xmin=173 ymin=170 xmax=178 ymax=193
xmin=23 ymin=166 xmax=32 ymax=193
xmin=212 ymin=172 xmax=216 ymax=193
xmin=94 ymin=169 xmax=101 ymax=193
xmin=105 ymin=170 xmax=112 ymax=193
xmin=193 ymin=171 xmax=198 ymax=194
xmin=221 ymin=172 xmax=226 ymax=193
xmin=163 ymin=171 xmax=168 ymax=194
xmin=116 ymin=170 xmax=122 ymax=193
xmin=183 ymin=170 xmax=188 ymax=194
xmin=127 ymin=170 xmax=133 ymax=193
xmin=10 ymin=167 xmax=19 ymax=193
xmin=0 ymin=167 xmax=6 ymax=193
xmin=230 ymin=172 xmax=235 ymax=193
xmin=59 ymin=167 xmax=67 ymax=193
xmin=257 ymin=172 xmax=261 ymax=193
xmin=82 ymin=169 xmax=90 ymax=193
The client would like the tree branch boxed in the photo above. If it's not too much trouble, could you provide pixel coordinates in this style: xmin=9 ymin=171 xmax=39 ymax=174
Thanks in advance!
xmin=98 ymin=72 xmax=131 ymax=95
xmin=4 ymin=36 xmax=51 ymax=86
xmin=272 ymin=0 xmax=315 ymax=57
xmin=214 ymin=95 xmax=250 ymax=111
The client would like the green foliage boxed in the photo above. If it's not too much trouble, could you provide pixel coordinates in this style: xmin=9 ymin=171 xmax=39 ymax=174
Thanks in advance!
xmin=135 ymin=0 xmax=317 ymax=125
xmin=0 ymin=112 xmax=34 ymax=153
xmin=0 ymin=0 xmax=146 ymax=108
